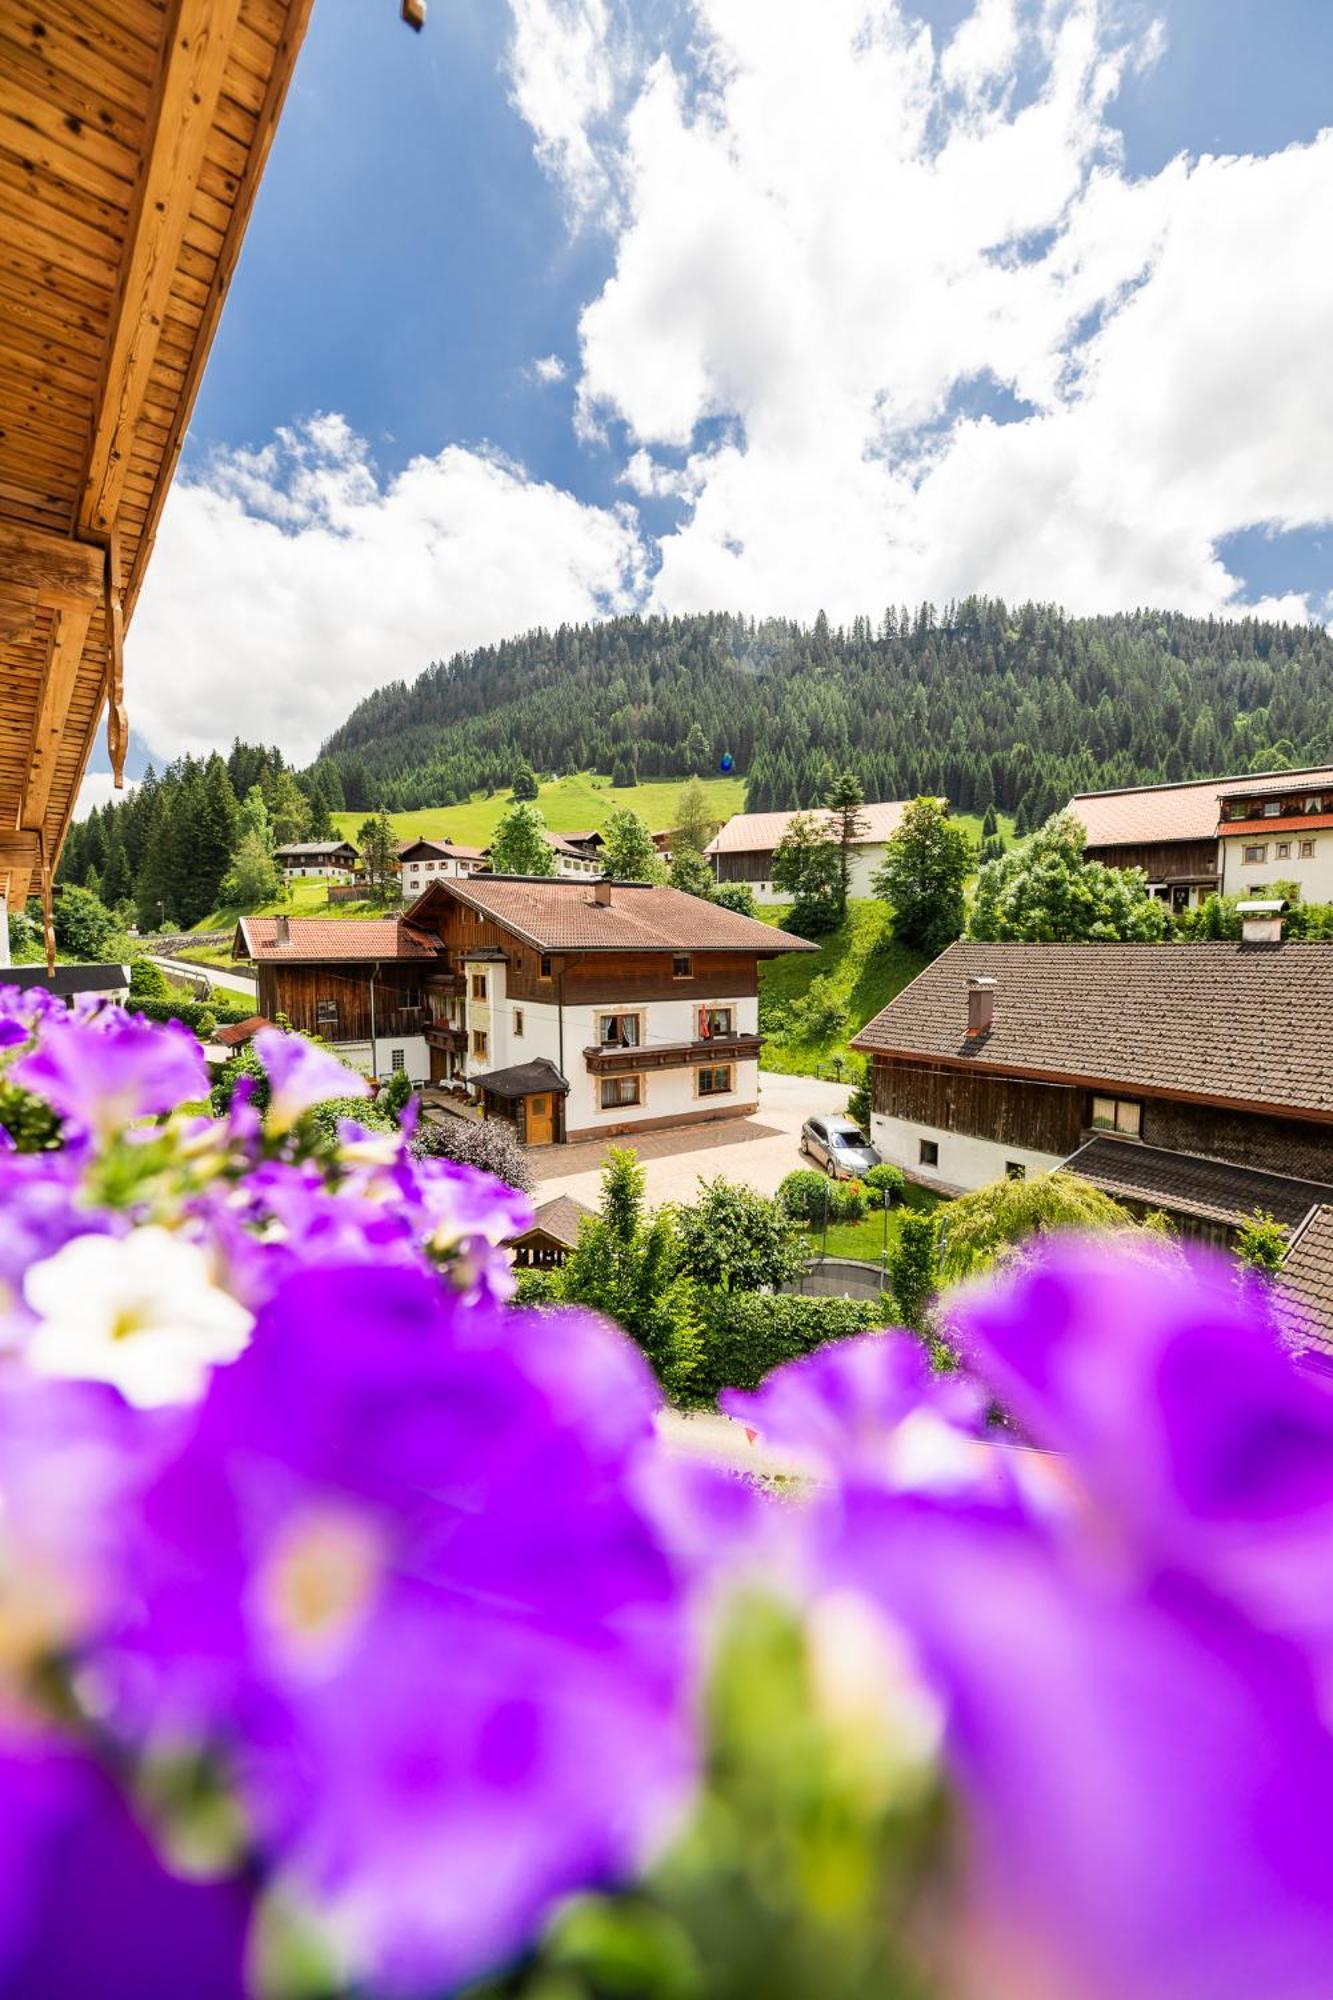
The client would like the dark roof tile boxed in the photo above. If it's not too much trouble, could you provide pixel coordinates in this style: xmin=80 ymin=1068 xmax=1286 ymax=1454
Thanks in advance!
xmin=851 ymin=939 xmax=1333 ymax=1119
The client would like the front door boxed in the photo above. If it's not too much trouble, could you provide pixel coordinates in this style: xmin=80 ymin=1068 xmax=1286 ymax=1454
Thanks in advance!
xmin=429 ymin=1045 xmax=449 ymax=1086
xmin=526 ymin=1094 xmax=554 ymax=1146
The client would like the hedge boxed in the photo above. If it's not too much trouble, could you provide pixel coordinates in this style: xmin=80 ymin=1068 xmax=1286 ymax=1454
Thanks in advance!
xmin=691 ymin=1290 xmax=886 ymax=1402
xmin=126 ymin=994 xmax=254 ymax=1033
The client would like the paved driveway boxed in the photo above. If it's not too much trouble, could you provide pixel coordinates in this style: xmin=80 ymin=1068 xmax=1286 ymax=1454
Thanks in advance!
xmin=531 ymin=1068 xmax=852 ymax=1210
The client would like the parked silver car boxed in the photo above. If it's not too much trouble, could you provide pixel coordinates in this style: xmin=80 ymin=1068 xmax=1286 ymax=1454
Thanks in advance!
xmin=799 ymin=1114 xmax=880 ymax=1179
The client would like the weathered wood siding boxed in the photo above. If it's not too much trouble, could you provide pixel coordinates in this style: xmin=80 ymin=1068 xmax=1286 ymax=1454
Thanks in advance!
xmin=872 ymin=1057 xmax=1085 ymax=1156
xmin=254 ymin=963 xmax=427 ymax=1041
xmin=1086 ymin=838 xmax=1219 ymax=882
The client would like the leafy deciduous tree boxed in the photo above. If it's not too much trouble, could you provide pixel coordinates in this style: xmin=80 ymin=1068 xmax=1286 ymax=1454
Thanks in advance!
xmin=874 ymin=797 xmax=971 ymax=959
xmin=968 ymin=813 xmax=1172 ymax=944
xmin=490 ymin=802 xmax=557 ymax=877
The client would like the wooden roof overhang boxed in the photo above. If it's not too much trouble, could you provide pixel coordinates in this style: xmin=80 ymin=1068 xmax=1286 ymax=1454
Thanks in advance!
xmin=0 ymin=0 xmax=313 ymax=937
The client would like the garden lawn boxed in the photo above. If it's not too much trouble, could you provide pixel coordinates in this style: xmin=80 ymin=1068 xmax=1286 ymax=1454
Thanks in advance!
xmin=759 ymin=900 xmax=928 ymax=1078
xmin=331 ymin=771 xmax=747 ymax=849
xmin=798 ymin=1187 xmax=940 ymax=1265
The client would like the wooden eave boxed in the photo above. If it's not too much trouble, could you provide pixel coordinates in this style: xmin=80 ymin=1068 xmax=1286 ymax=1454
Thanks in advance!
xmin=1 ymin=0 xmax=314 ymax=913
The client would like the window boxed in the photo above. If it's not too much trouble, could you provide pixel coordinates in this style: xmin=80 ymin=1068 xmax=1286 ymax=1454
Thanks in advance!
xmin=1242 ymin=844 xmax=1267 ymax=865
xmin=1005 ymin=1161 xmax=1026 ymax=1181
xmin=699 ymin=1005 xmax=734 ymax=1038
xmin=471 ymin=1029 xmax=488 ymax=1059
xmin=471 ymin=973 xmax=487 ymax=1000
xmin=1262 ymin=801 xmax=1281 ymax=817
xmin=539 ymin=955 xmax=553 ymax=979
xmin=400 ymin=985 xmax=420 ymax=1009
xmin=698 ymin=1064 xmax=733 ymax=1096
xmin=918 ymin=1139 xmax=939 ymax=1168
xmin=513 ymin=1008 xmax=524 ymax=1037
xmin=390 ymin=1049 xmax=405 ymax=1074
xmin=315 ymin=999 xmax=338 ymax=1029
xmin=1091 ymin=1095 xmax=1142 ymax=1137
xmin=1301 ymin=840 xmax=1316 ymax=859
xmin=672 ymin=955 xmax=693 ymax=980
xmin=1276 ymin=841 xmax=1291 ymax=859
xmin=600 ymin=1075 xmax=642 ymax=1109
xmin=1305 ymin=797 xmax=1323 ymax=815
xmin=598 ymin=1012 xmax=641 ymax=1048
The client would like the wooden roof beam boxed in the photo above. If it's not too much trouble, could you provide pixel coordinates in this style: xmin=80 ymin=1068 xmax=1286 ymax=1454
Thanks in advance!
xmin=0 ymin=522 xmax=105 ymax=609
xmin=78 ymin=0 xmax=245 ymax=541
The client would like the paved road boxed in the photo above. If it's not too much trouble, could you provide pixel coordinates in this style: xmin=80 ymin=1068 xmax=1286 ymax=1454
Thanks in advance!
xmin=532 ymin=1067 xmax=852 ymax=1209
xmin=150 ymin=955 xmax=258 ymax=1000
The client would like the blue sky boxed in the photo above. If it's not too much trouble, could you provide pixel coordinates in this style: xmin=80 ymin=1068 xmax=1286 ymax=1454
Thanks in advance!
xmin=100 ymin=0 xmax=1333 ymax=791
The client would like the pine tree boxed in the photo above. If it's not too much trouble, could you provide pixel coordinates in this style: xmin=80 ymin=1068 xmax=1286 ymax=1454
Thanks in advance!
xmin=511 ymin=760 xmax=539 ymax=802
xmin=674 ymin=777 xmax=716 ymax=856
xmin=358 ymin=809 xmax=402 ymax=902
xmin=824 ymin=769 xmax=868 ymax=913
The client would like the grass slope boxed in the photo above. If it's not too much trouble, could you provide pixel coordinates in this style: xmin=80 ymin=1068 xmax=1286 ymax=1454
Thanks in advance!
xmin=759 ymin=900 xmax=928 ymax=1078
xmin=331 ymin=772 xmax=747 ymax=848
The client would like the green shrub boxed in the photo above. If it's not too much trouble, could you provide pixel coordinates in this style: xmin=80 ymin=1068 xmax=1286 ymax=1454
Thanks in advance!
xmin=128 ymin=957 xmax=171 ymax=1000
xmin=126 ymin=997 xmax=221 ymax=1035
xmin=691 ymin=1292 xmax=885 ymax=1402
xmin=832 ymin=1178 xmax=867 ymax=1223
xmin=777 ymin=1168 xmax=835 ymax=1225
xmin=673 ymin=1178 xmax=805 ymax=1293
xmin=787 ymin=974 xmax=847 ymax=1044
xmin=863 ymin=1162 xmax=906 ymax=1202
xmin=888 ymin=1210 xmax=939 ymax=1332
xmin=1234 ymin=1210 xmax=1288 ymax=1274
xmin=513 ymin=1268 xmax=562 ymax=1307
xmin=379 ymin=1069 xmax=414 ymax=1120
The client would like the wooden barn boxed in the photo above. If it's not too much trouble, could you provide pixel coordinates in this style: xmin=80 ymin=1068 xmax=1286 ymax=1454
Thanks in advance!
xmin=0 ymin=0 xmax=313 ymax=966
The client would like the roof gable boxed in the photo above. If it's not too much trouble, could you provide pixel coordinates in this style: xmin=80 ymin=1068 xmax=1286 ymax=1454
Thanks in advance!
xmin=408 ymin=876 xmax=816 ymax=955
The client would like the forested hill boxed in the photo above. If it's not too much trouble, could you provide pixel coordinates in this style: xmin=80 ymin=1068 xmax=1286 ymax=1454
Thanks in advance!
xmin=313 ymin=603 xmax=1333 ymax=826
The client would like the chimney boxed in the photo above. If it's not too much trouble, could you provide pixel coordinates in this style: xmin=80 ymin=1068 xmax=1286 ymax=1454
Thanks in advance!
xmin=593 ymin=879 xmax=613 ymax=907
xmin=966 ymin=973 xmax=996 ymax=1036
xmin=1238 ymin=898 xmax=1286 ymax=947
xmin=275 ymin=914 xmax=291 ymax=946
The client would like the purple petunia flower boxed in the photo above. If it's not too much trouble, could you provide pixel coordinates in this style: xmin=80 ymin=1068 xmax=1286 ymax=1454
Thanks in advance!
xmin=103 ymin=1263 xmax=694 ymax=1994
xmin=253 ymin=1027 xmax=370 ymax=1134
xmin=0 ymin=1722 xmax=252 ymax=1999
xmin=12 ymin=1013 xmax=207 ymax=1140
xmin=947 ymin=1241 xmax=1333 ymax=1669
xmin=723 ymin=1331 xmax=990 ymax=1491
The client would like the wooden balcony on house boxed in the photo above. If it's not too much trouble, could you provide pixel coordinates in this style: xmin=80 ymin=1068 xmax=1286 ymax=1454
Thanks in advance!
xmin=583 ymin=1035 xmax=763 ymax=1076
xmin=424 ymin=970 xmax=465 ymax=995
xmin=425 ymin=1023 xmax=468 ymax=1053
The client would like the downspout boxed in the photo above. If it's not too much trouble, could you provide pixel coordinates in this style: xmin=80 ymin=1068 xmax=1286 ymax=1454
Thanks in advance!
xmin=369 ymin=961 xmax=379 ymax=1081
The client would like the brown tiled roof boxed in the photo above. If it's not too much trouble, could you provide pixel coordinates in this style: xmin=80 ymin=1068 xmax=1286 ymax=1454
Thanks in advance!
xmin=1064 ymin=1137 xmax=1333 ymax=1230
xmin=237 ymin=918 xmax=438 ymax=962
xmin=518 ymin=1194 xmax=597 ymax=1250
xmin=1071 ymin=765 xmax=1333 ymax=849
xmin=850 ymin=940 xmax=1333 ymax=1120
xmin=705 ymin=800 xmax=913 ymax=856
xmin=273 ymin=841 xmax=358 ymax=859
xmin=1279 ymin=1206 xmax=1333 ymax=1356
xmin=435 ymin=877 xmax=817 ymax=955
xmin=213 ymin=1015 xmax=271 ymax=1048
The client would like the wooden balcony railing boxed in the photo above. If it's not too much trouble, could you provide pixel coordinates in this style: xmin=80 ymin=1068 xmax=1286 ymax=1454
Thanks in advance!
xmin=425 ymin=1022 xmax=468 ymax=1052
xmin=584 ymin=1035 xmax=763 ymax=1076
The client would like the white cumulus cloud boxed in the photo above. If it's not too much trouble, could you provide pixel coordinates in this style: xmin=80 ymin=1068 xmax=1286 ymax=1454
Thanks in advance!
xmin=514 ymin=0 xmax=1333 ymax=623
xmin=126 ymin=423 xmax=645 ymax=765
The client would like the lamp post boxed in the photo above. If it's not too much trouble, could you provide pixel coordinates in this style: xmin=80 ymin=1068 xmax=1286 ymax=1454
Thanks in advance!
xmin=881 ymin=1187 xmax=891 ymax=1290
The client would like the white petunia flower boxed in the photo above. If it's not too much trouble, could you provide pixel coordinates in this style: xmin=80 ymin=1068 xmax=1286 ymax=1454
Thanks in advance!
xmin=22 ymin=1228 xmax=253 ymax=1409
